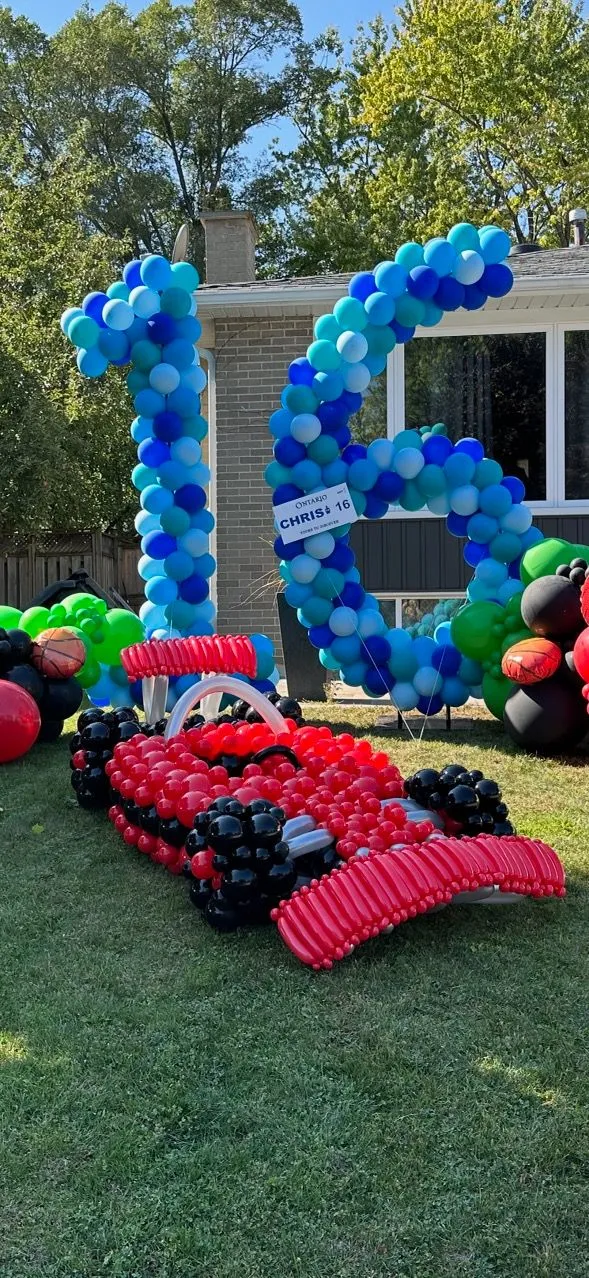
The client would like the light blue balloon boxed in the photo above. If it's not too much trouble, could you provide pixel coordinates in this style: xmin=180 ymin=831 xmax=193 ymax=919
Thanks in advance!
xmin=150 ymin=362 xmax=181 ymax=395
xmin=129 ymin=286 xmax=160 ymax=318
xmin=304 ymin=532 xmax=335 ymax=560
xmin=140 ymin=484 xmax=174 ymax=514
xmin=497 ymin=579 xmax=524 ymax=605
xmin=391 ymin=681 xmax=419 ymax=711
xmin=146 ymin=575 xmax=178 ymax=605
xmin=290 ymin=555 xmax=320 ymax=585
xmin=479 ymin=483 xmax=512 ymax=518
xmin=312 ymin=370 xmax=344 ymax=401
xmin=374 ymin=260 xmax=407 ymax=297
xmin=394 ymin=447 xmax=424 ymax=479
xmin=337 ymin=330 xmax=368 ymax=363
xmin=368 ymin=438 xmax=396 ymax=470
xmin=103 ymin=298 xmax=135 ymax=331
xmin=413 ymin=665 xmax=443 ymax=697
xmin=139 ymin=600 xmax=168 ymax=628
xmin=434 ymin=622 xmax=453 ymax=645
xmin=357 ymin=609 xmax=386 ymax=638
xmin=329 ymin=607 xmax=358 ymax=637
xmin=479 ymin=226 xmax=511 ymax=264
xmin=138 ymin=555 xmax=164 ymax=581
xmin=157 ymin=460 xmax=190 ymax=491
xmin=412 ymin=636 xmax=436 ymax=665
xmin=181 ymin=364 xmax=207 ymax=394
xmin=171 ymin=437 xmax=201 ymax=468
xmin=341 ymin=661 xmax=368 ymax=687
xmin=135 ymin=510 xmax=160 ymax=535
xmin=444 ymin=452 xmax=476 ymax=487
xmin=500 ymin=503 xmax=532 ymax=534
xmin=270 ymin=409 xmax=293 ymax=438
xmin=342 ymin=362 xmax=370 ymax=393
xmin=163 ymin=338 xmax=197 ymax=372
xmin=61 ymin=306 xmax=83 ymax=335
xmin=164 ymin=550 xmax=194 ymax=581
xmin=427 ymin=493 xmax=451 ymax=515
xmin=423 ymin=237 xmax=456 ymax=276
xmin=135 ymin=388 xmax=166 ymax=418
xmin=140 ymin=254 xmax=172 ymax=291
xmin=450 ymin=484 xmax=479 ymax=516
xmin=77 ymin=347 xmax=108 ymax=378
xmin=180 ymin=528 xmax=208 ymax=558
xmin=291 ymin=413 xmax=321 ymax=444
xmin=285 ymin=582 xmax=312 ymax=608
xmin=475 ymin=558 xmax=508 ymax=587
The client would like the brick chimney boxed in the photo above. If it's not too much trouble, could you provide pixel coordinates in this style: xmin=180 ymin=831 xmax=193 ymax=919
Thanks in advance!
xmin=199 ymin=210 xmax=257 ymax=284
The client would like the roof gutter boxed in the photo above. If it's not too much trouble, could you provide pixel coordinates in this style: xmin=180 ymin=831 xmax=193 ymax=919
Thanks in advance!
xmin=195 ymin=272 xmax=589 ymax=315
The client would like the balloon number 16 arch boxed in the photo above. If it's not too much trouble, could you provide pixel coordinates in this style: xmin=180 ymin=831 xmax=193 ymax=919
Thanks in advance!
xmin=62 ymin=247 xmax=279 ymax=709
xmin=266 ymin=223 xmax=543 ymax=713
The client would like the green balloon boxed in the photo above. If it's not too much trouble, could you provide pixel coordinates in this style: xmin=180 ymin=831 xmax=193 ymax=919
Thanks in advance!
xmin=0 ymin=605 xmax=23 ymax=629
xmin=18 ymin=606 xmax=50 ymax=637
xmin=451 ymin=600 xmax=504 ymax=660
xmin=482 ymin=671 xmax=513 ymax=720
xmin=97 ymin=608 xmax=144 ymax=665
xmin=76 ymin=651 xmax=101 ymax=689
xmin=62 ymin=592 xmax=104 ymax=615
xmin=521 ymin=537 xmax=589 ymax=584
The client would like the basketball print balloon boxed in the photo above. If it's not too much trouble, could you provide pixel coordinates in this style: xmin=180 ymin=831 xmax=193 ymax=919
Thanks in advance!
xmin=31 ymin=627 xmax=86 ymax=679
xmin=501 ymin=637 xmax=562 ymax=685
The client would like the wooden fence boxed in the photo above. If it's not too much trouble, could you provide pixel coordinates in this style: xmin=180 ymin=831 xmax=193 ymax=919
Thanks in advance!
xmin=0 ymin=531 xmax=142 ymax=612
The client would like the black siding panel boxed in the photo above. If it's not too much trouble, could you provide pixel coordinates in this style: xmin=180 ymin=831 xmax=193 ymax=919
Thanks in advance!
xmin=350 ymin=516 xmax=589 ymax=593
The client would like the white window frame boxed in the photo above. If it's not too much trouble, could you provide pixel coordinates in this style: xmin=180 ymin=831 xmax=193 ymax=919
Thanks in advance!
xmin=384 ymin=316 xmax=589 ymax=518
xmin=375 ymin=591 xmax=466 ymax=629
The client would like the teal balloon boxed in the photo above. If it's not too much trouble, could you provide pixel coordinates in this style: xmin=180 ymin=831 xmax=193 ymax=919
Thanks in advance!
xmin=160 ymin=287 xmax=192 ymax=318
xmin=161 ymin=506 xmax=190 ymax=536
xmin=69 ymin=315 xmax=100 ymax=348
xmin=131 ymin=340 xmax=161 ymax=371
xmin=300 ymin=596 xmax=333 ymax=626
xmin=314 ymin=314 xmax=342 ymax=341
xmin=319 ymin=648 xmax=342 ymax=671
xmin=307 ymin=339 xmax=341 ymax=371
xmin=474 ymin=458 xmax=503 ymax=488
xmin=171 ymin=261 xmax=200 ymax=291
xmin=106 ymin=281 xmax=130 ymax=300
xmin=394 ymin=241 xmax=424 ymax=270
xmin=61 ymin=306 xmax=83 ymax=335
xmin=164 ymin=550 xmax=194 ymax=581
xmin=333 ymin=297 xmax=367 ymax=332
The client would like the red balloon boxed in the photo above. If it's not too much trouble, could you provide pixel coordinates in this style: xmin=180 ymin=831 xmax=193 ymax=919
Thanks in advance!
xmin=0 ymin=681 xmax=41 ymax=762
xmin=573 ymin=628 xmax=589 ymax=682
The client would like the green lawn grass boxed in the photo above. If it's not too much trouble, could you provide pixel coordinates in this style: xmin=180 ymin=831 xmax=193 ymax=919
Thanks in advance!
xmin=0 ymin=708 xmax=588 ymax=1278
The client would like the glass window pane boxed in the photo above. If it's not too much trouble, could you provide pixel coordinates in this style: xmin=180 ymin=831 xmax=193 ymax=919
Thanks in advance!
xmin=352 ymin=369 xmax=386 ymax=445
xmin=402 ymin=597 xmax=464 ymax=637
xmin=404 ymin=333 xmax=546 ymax=499
xmin=565 ymin=330 xmax=589 ymax=499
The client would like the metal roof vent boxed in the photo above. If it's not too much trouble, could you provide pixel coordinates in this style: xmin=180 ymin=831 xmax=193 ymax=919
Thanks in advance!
xmin=509 ymin=242 xmax=541 ymax=255
xmin=569 ymin=208 xmax=587 ymax=246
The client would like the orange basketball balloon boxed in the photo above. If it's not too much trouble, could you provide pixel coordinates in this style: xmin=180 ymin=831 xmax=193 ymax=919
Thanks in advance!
xmin=501 ymin=637 xmax=562 ymax=685
xmin=31 ymin=627 xmax=86 ymax=679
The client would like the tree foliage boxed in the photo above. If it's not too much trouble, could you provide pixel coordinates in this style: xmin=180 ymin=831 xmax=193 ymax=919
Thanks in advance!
xmin=360 ymin=0 xmax=589 ymax=246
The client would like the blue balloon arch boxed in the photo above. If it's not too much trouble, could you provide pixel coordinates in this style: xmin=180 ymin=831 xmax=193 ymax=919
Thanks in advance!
xmin=265 ymin=223 xmax=543 ymax=712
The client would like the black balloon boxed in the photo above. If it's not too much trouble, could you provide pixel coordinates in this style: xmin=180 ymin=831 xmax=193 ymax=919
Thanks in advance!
xmin=6 ymin=629 xmax=33 ymax=662
xmin=40 ymin=677 xmax=83 ymax=721
xmin=520 ymin=575 xmax=583 ymax=639
xmin=7 ymin=663 xmax=45 ymax=704
xmin=38 ymin=718 xmax=65 ymax=743
xmin=504 ymin=675 xmax=589 ymax=752
xmin=77 ymin=709 xmax=104 ymax=731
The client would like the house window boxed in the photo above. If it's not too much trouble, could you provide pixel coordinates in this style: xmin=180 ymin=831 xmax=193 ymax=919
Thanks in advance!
xmin=353 ymin=368 xmax=387 ymax=445
xmin=564 ymin=329 xmax=589 ymax=500
xmin=402 ymin=332 xmax=547 ymax=499
xmin=377 ymin=594 xmax=465 ymax=634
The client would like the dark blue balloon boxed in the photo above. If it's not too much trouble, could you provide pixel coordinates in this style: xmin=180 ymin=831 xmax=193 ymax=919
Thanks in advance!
xmin=455 ymin=437 xmax=484 ymax=462
xmin=318 ymin=400 xmax=349 ymax=431
xmin=364 ymin=494 xmax=390 ymax=520
xmin=502 ymin=475 xmax=526 ymax=504
xmin=365 ymin=666 xmax=394 ymax=696
xmin=274 ymin=436 xmax=307 ymax=467
xmin=272 ymin=483 xmax=304 ymax=505
xmin=433 ymin=277 xmax=465 ymax=311
xmin=325 ymin=543 xmax=355 ymax=573
xmin=431 ymin=644 xmax=461 ymax=675
xmin=179 ymin=573 xmax=209 ymax=604
xmin=338 ymin=581 xmax=365 ymax=610
xmin=482 ymin=264 xmax=513 ymax=298
xmin=408 ymin=265 xmax=439 ymax=300
xmin=423 ymin=434 xmax=453 ymax=465
xmin=374 ymin=471 xmax=403 ymax=502
xmin=348 ymin=272 xmax=377 ymax=301
xmin=288 ymin=357 xmax=315 ymax=386
xmin=463 ymin=284 xmax=488 ymax=311
xmin=138 ymin=438 xmax=170 ymax=468
xmin=309 ymin=624 xmax=334 ymax=649
xmin=144 ymin=531 xmax=176 ymax=559
xmin=83 ymin=291 xmax=109 ymax=326
xmin=130 ymin=679 xmax=144 ymax=707
xmin=447 ymin=512 xmax=470 ymax=537
xmin=362 ymin=635 xmax=392 ymax=664
xmin=341 ymin=391 xmax=363 ymax=414
xmin=509 ymin=555 xmax=523 ymax=577
xmin=147 ymin=312 xmax=176 ymax=344
xmin=418 ymin=693 xmax=444 ymax=716
xmin=342 ymin=444 xmax=367 ymax=464
xmin=464 ymin=540 xmax=487 ymax=566
xmin=153 ymin=410 xmax=184 ymax=442
xmin=274 ymin=535 xmax=305 ymax=561
xmin=390 ymin=320 xmax=415 ymax=343
xmin=175 ymin=484 xmax=207 ymax=513
xmin=253 ymin=678 xmax=278 ymax=693
xmin=334 ymin=426 xmax=352 ymax=449
xmin=123 ymin=260 xmax=143 ymax=289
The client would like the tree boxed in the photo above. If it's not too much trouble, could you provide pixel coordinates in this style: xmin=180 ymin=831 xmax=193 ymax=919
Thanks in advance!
xmin=360 ymin=0 xmax=589 ymax=245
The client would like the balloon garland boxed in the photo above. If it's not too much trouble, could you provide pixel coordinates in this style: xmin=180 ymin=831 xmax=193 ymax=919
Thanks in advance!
xmin=61 ymin=252 xmax=278 ymax=709
xmin=265 ymin=222 xmax=547 ymax=714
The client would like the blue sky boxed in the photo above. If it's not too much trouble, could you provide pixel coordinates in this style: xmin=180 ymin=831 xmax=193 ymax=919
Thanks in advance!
xmin=14 ymin=0 xmax=388 ymax=41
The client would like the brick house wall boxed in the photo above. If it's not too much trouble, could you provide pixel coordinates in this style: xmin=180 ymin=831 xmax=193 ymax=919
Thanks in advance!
xmin=213 ymin=315 xmax=313 ymax=659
